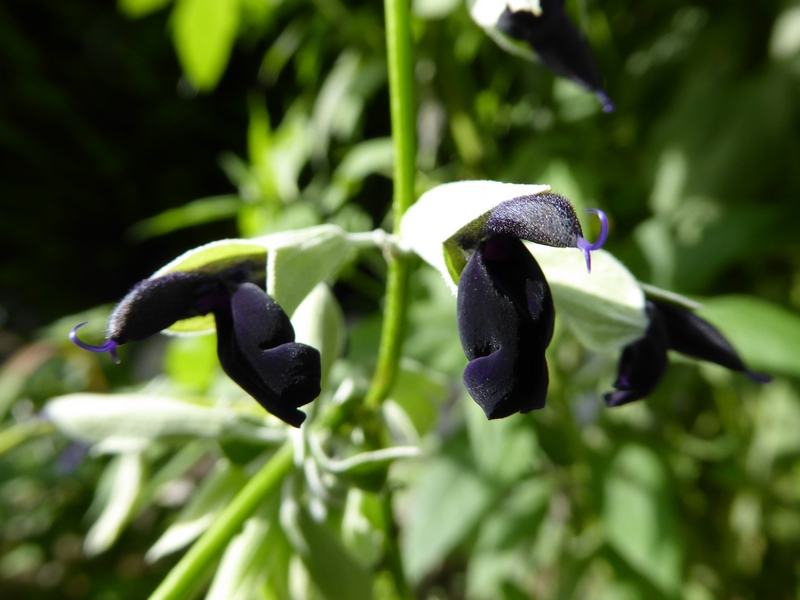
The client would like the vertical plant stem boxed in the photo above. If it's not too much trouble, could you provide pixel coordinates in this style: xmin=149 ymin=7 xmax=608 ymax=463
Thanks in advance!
xmin=365 ymin=0 xmax=417 ymax=407
xmin=148 ymin=443 xmax=294 ymax=600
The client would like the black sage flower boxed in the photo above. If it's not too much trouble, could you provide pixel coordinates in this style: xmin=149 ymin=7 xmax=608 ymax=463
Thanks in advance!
xmin=453 ymin=193 xmax=607 ymax=419
xmin=605 ymin=298 xmax=770 ymax=407
xmin=70 ymin=261 xmax=321 ymax=427
xmin=494 ymin=0 xmax=614 ymax=112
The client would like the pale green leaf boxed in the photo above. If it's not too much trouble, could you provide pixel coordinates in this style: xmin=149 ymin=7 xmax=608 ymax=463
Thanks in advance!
xmin=530 ymin=245 xmax=648 ymax=352
xmin=291 ymin=283 xmax=346 ymax=392
xmin=164 ymin=333 xmax=219 ymax=392
xmin=84 ymin=453 xmax=144 ymax=556
xmin=172 ymin=0 xmax=240 ymax=91
xmin=147 ymin=460 xmax=247 ymax=563
xmin=603 ymin=445 xmax=683 ymax=594
xmin=401 ymin=457 xmax=494 ymax=583
xmin=45 ymin=394 xmax=286 ymax=451
xmin=264 ymin=224 xmax=355 ymax=316
xmin=697 ymin=295 xmax=800 ymax=378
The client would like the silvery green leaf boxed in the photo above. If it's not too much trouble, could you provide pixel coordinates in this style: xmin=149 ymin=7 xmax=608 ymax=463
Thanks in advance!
xmin=529 ymin=244 xmax=648 ymax=352
xmin=148 ymin=225 xmax=353 ymax=335
xmin=400 ymin=181 xmax=550 ymax=293
xmin=146 ymin=459 xmax=248 ymax=562
xmin=45 ymin=394 xmax=286 ymax=451
xmin=84 ymin=452 xmax=144 ymax=556
xmin=264 ymin=224 xmax=355 ymax=316
xmin=291 ymin=283 xmax=346 ymax=392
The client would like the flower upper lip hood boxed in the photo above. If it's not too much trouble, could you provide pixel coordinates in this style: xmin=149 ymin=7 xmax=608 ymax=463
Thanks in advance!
xmin=469 ymin=0 xmax=613 ymax=112
xmin=70 ymin=261 xmax=321 ymax=427
xmin=401 ymin=181 xmax=608 ymax=419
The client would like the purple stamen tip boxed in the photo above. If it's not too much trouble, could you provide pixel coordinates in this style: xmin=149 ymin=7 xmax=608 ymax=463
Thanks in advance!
xmin=69 ymin=322 xmax=121 ymax=364
xmin=596 ymin=90 xmax=615 ymax=113
xmin=745 ymin=370 xmax=772 ymax=384
xmin=576 ymin=208 xmax=609 ymax=273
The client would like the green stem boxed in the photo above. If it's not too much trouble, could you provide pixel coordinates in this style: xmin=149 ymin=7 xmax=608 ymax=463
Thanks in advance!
xmin=148 ymin=443 xmax=294 ymax=600
xmin=365 ymin=0 xmax=417 ymax=407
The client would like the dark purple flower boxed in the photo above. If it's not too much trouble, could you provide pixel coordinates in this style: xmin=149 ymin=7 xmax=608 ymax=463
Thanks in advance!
xmin=455 ymin=193 xmax=607 ymax=418
xmin=69 ymin=262 xmax=321 ymax=427
xmin=495 ymin=0 xmax=614 ymax=112
xmin=605 ymin=299 xmax=770 ymax=407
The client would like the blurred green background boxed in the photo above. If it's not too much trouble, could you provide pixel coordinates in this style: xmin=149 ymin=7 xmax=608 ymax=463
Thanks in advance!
xmin=3 ymin=0 xmax=800 ymax=598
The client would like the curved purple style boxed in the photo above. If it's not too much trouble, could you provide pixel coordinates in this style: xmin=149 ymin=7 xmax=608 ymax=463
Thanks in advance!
xmin=69 ymin=322 xmax=120 ymax=364
xmin=576 ymin=208 xmax=609 ymax=272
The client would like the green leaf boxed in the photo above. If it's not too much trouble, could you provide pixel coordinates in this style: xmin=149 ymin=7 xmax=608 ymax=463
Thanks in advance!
xmin=291 ymin=283 xmax=346 ymax=392
xmin=603 ymin=445 xmax=683 ymax=594
xmin=171 ymin=0 xmax=240 ymax=91
xmin=747 ymin=380 xmax=800 ymax=476
xmin=45 ymin=394 xmax=286 ymax=452
xmin=531 ymin=245 xmax=649 ymax=352
xmin=401 ymin=456 xmax=494 ymax=583
xmin=146 ymin=460 xmax=248 ymax=562
xmin=292 ymin=506 xmax=374 ymax=600
xmin=386 ymin=358 xmax=449 ymax=436
xmin=118 ymin=0 xmax=172 ymax=18
xmin=465 ymin=397 xmax=539 ymax=484
xmin=264 ymin=224 xmax=355 ymax=316
xmin=84 ymin=453 xmax=144 ymax=556
xmin=697 ymin=295 xmax=800 ymax=378
xmin=163 ymin=333 xmax=219 ymax=392
xmin=127 ymin=196 xmax=240 ymax=241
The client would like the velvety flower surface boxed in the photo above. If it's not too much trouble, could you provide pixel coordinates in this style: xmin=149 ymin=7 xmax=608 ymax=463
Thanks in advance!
xmin=493 ymin=0 xmax=613 ymax=111
xmin=70 ymin=262 xmax=321 ymax=427
xmin=605 ymin=299 xmax=770 ymax=407
xmin=454 ymin=193 xmax=607 ymax=418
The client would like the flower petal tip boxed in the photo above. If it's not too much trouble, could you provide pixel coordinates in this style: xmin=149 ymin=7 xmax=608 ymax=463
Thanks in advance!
xmin=746 ymin=370 xmax=772 ymax=384
xmin=597 ymin=91 xmax=615 ymax=113
xmin=576 ymin=208 xmax=609 ymax=273
xmin=69 ymin=322 xmax=120 ymax=363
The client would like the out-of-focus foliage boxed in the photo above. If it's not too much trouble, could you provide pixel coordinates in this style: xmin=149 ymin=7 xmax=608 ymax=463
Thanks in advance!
xmin=3 ymin=0 xmax=800 ymax=599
